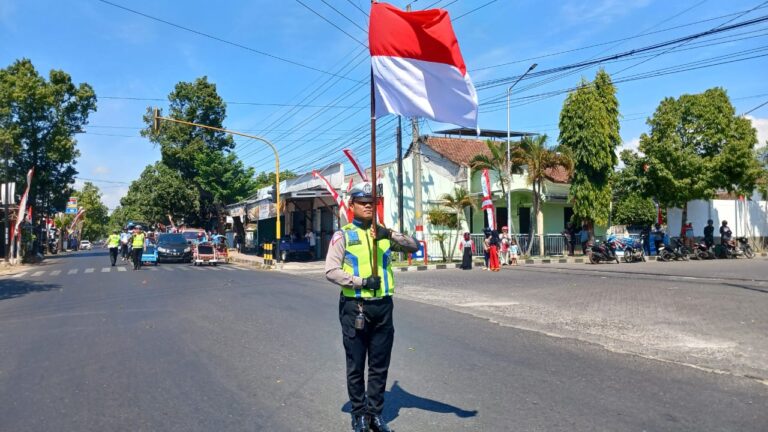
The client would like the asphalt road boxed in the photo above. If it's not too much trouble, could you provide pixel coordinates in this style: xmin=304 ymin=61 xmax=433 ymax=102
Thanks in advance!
xmin=0 ymin=251 xmax=765 ymax=431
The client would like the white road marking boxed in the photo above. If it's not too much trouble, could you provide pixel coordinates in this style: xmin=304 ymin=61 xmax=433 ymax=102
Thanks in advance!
xmin=49 ymin=270 xmax=61 ymax=276
xmin=161 ymin=266 xmax=174 ymax=271
xmin=177 ymin=266 xmax=191 ymax=271
xmin=67 ymin=269 xmax=78 ymax=275
xmin=117 ymin=267 xmax=127 ymax=272
xmin=12 ymin=272 xmax=27 ymax=278
xmin=85 ymin=268 xmax=95 ymax=274
xmin=31 ymin=271 xmax=45 ymax=277
xmin=101 ymin=268 xmax=111 ymax=273
xmin=219 ymin=266 xmax=235 ymax=271
xmin=458 ymin=302 xmax=520 ymax=307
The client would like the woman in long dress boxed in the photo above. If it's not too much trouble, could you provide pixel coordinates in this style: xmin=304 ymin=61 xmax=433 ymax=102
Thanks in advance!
xmin=459 ymin=232 xmax=475 ymax=270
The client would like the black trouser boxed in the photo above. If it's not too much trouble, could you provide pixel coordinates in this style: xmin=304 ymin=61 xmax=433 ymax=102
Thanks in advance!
xmin=339 ymin=295 xmax=394 ymax=417
xmin=132 ymin=247 xmax=143 ymax=269
xmin=109 ymin=247 xmax=118 ymax=266
xmin=120 ymin=244 xmax=128 ymax=259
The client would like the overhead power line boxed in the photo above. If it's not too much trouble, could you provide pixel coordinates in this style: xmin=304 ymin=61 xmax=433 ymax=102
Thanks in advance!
xmin=295 ymin=0 xmax=367 ymax=47
xmin=99 ymin=95 xmax=365 ymax=109
xmin=96 ymin=0 xmax=361 ymax=82
xmin=743 ymin=99 xmax=768 ymax=115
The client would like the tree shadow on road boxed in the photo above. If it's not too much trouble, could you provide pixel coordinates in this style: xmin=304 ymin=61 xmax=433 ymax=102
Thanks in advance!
xmin=0 ymin=279 xmax=60 ymax=301
xmin=341 ymin=380 xmax=478 ymax=423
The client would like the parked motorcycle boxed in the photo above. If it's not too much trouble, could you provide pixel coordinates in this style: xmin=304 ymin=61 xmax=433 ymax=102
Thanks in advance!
xmin=656 ymin=241 xmax=678 ymax=262
xmin=615 ymin=237 xmax=645 ymax=263
xmin=717 ymin=237 xmax=755 ymax=259
xmin=694 ymin=241 xmax=716 ymax=260
xmin=48 ymin=239 xmax=58 ymax=255
xmin=589 ymin=238 xmax=619 ymax=264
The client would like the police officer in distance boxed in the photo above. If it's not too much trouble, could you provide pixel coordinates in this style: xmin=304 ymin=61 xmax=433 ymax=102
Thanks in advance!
xmin=106 ymin=230 xmax=121 ymax=266
xmin=325 ymin=182 xmax=418 ymax=432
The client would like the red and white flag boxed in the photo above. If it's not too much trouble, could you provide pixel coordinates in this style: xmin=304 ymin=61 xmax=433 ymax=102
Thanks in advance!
xmin=369 ymin=2 xmax=478 ymax=129
xmin=481 ymin=169 xmax=495 ymax=230
xmin=14 ymin=167 xmax=34 ymax=240
xmin=313 ymin=170 xmax=349 ymax=223
xmin=342 ymin=148 xmax=369 ymax=182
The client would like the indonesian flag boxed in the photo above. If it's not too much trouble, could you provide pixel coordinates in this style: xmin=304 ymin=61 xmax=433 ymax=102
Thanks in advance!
xmin=369 ymin=2 xmax=478 ymax=129
xmin=481 ymin=169 xmax=495 ymax=230
xmin=69 ymin=208 xmax=86 ymax=232
xmin=14 ymin=167 xmax=34 ymax=240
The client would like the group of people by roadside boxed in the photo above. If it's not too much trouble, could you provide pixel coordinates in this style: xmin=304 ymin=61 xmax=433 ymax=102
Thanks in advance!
xmin=106 ymin=225 xmax=152 ymax=270
xmin=458 ymin=226 xmax=520 ymax=271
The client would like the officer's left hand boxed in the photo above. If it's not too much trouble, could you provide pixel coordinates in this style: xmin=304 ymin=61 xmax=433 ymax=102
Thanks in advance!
xmin=372 ymin=224 xmax=391 ymax=241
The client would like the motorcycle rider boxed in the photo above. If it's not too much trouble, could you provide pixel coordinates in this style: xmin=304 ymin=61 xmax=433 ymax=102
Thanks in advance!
xmin=720 ymin=220 xmax=735 ymax=249
xmin=703 ymin=219 xmax=715 ymax=247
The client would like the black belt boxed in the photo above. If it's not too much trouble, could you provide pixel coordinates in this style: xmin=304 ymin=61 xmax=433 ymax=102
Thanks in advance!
xmin=340 ymin=293 xmax=393 ymax=303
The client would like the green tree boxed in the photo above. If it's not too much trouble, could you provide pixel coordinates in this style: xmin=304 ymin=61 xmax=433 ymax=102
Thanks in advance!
xmin=427 ymin=208 xmax=457 ymax=263
xmin=72 ymin=182 xmax=109 ymax=241
xmin=141 ymin=77 xmax=257 ymax=227
xmin=613 ymin=194 xmax=657 ymax=227
xmin=0 ymin=58 xmax=96 ymax=229
xmin=439 ymin=187 xmax=474 ymax=260
xmin=637 ymin=87 xmax=761 ymax=226
xmin=511 ymin=134 xmax=573 ymax=255
xmin=558 ymin=69 xmax=620 ymax=238
xmin=470 ymin=140 xmax=512 ymax=195
xmin=253 ymin=170 xmax=298 ymax=190
xmin=117 ymin=162 xmax=199 ymax=226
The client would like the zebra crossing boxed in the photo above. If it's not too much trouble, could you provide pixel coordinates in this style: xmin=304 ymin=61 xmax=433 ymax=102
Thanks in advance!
xmin=5 ymin=263 xmax=247 ymax=279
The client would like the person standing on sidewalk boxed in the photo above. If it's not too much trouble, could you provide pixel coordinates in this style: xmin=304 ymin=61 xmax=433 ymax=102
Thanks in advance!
xmin=305 ymin=228 xmax=316 ymax=260
xmin=458 ymin=232 xmax=475 ymax=270
xmin=488 ymin=229 xmax=501 ymax=272
xmin=499 ymin=226 xmax=511 ymax=266
xmin=130 ymin=227 xmax=145 ymax=270
xmin=106 ymin=230 xmax=120 ymax=266
xmin=325 ymin=182 xmax=418 ymax=432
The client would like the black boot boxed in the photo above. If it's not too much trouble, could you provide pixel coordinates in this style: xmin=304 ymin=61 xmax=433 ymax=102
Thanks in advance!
xmin=368 ymin=415 xmax=391 ymax=432
xmin=351 ymin=414 xmax=369 ymax=432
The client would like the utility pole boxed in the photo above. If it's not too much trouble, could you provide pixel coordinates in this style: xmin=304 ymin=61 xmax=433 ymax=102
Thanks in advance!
xmin=411 ymin=117 xmax=423 ymax=240
xmin=396 ymin=116 xmax=404 ymax=234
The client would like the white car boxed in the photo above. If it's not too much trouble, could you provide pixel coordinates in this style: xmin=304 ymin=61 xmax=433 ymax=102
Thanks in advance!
xmin=79 ymin=240 xmax=92 ymax=250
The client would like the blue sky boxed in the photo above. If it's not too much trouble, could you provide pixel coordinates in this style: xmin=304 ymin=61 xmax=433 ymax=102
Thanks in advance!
xmin=1 ymin=0 xmax=767 ymax=211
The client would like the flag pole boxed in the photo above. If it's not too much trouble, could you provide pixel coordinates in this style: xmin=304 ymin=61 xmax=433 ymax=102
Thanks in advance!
xmin=370 ymin=65 xmax=379 ymax=279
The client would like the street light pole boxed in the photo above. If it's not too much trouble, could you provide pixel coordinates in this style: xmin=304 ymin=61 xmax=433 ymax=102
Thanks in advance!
xmin=152 ymin=109 xmax=282 ymax=244
xmin=506 ymin=63 xmax=537 ymax=234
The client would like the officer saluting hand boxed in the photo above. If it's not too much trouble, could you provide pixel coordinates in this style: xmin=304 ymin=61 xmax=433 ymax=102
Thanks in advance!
xmin=325 ymin=181 xmax=418 ymax=432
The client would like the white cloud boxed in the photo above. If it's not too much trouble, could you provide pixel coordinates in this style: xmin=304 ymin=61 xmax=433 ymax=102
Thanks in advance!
xmin=746 ymin=116 xmax=768 ymax=147
xmin=94 ymin=165 xmax=110 ymax=175
xmin=621 ymin=137 xmax=641 ymax=153
xmin=561 ymin=0 xmax=652 ymax=25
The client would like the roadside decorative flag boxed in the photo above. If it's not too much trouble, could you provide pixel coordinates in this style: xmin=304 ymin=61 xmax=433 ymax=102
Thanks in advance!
xmin=14 ymin=167 xmax=34 ymax=240
xmin=369 ymin=2 xmax=478 ymax=129
xmin=343 ymin=148 xmax=369 ymax=182
xmin=313 ymin=170 xmax=349 ymax=224
xmin=69 ymin=208 xmax=86 ymax=232
xmin=481 ymin=169 xmax=495 ymax=230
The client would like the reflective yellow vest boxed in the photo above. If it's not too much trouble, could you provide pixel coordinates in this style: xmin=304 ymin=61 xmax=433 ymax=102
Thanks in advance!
xmin=107 ymin=234 xmax=120 ymax=248
xmin=340 ymin=222 xmax=394 ymax=298
xmin=132 ymin=233 xmax=145 ymax=248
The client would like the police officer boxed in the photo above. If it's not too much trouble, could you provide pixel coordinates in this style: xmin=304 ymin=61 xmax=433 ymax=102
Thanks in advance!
xmin=130 ymin=227 xmax=145 ymax=270
xmin=325 ymin=182 xmax=418 ymax=432
xmin=106 ymin=230 xmax=121 ymax=266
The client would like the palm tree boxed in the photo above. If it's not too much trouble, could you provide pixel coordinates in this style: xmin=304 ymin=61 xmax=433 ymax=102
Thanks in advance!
xmin=469 ymin=140 xmax=513 ymax=196
xmin=511 ymin=134 xmax=573 ymax=256
xmin=439 ymin=187 xmax=475 ymax=260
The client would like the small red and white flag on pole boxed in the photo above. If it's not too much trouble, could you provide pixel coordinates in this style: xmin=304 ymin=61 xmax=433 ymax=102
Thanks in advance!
xmin=481 ymin=169 xmax=495 ymax=230
xmin=313 ymin=170 xmax=349 ymax=223
xmin=369 ymin=2 xmax=478 ymax=129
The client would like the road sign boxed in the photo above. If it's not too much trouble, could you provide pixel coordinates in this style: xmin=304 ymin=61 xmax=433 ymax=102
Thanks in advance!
xmin=66 ymin=196 xmax=78 ymax=214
